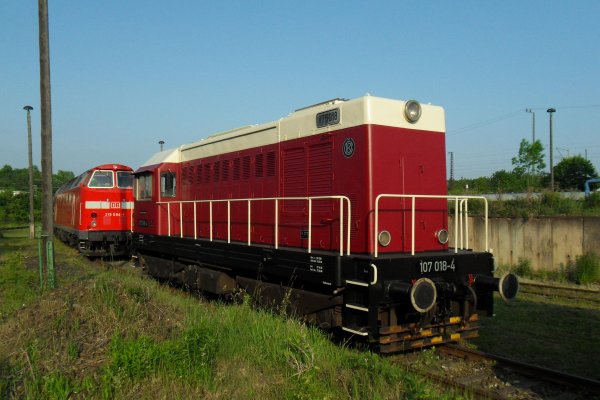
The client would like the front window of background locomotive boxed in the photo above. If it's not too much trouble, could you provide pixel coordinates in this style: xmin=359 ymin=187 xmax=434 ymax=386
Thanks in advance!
xmin=117 ymin=171 xmax=133 ymax=188
xmin=160 ymin=171 xmax=176 ymax=197
xmin=89 ymin=170 xmax=114 ymax=188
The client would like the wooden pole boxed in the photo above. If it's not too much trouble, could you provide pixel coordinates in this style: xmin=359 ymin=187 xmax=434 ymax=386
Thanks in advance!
xmin=38 ymin=0 xmax=55 ymax=287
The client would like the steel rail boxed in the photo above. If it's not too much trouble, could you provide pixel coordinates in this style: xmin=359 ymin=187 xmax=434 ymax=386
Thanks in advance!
xmin=438 ymin=344 xmax=600 ymax=393
xmin=519 ymin=281 xmax=600 ymax=305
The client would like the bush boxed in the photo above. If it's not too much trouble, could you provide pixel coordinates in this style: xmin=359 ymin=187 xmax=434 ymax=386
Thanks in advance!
xmin=570 ymin=252 xmax=600 ymax=284
xmin=584 ymin=192 xmax=600 ymax=209
xmin=513 ymin=258 xmax=533 ymax=278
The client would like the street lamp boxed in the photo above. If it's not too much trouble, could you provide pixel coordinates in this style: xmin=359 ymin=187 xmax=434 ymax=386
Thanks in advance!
xmin=547 ymin=108 xmax=556 ymax=191
xmin=159 ymin=140 xmax=165 ymax=151
xmin=525 ymin=108 xmax=536 ymax=142
xmin=23 ymin=105 xmax=35 ymax=239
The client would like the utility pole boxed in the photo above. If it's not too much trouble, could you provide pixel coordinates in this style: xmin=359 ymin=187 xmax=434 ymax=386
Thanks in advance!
xmin=159 ymin=140 xmax=165 ymax=151
xmin=547 ymin=108 xmax=556 ymax=192
xmin=38 ymin=0 xmax=55 ymax=288
xmin=24 ymin=106 xmax=35 ymax=239
xmin=525 ymin=109 xmax=536 ymax=142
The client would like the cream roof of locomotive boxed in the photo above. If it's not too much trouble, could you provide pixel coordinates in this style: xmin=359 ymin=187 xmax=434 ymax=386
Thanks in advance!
xmin=176 ymin=96 xmax=445 ymax=163
xmin=138 ymin=148 xmax=180 ymax=169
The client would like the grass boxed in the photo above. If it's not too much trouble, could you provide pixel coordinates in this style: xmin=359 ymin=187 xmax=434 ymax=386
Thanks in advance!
xmin=472 ymin=295 xmax=600 ymax=380
xmin=2 ymin=227 xmax=599 ymax=398
xmin=0 ymin=228 xmax=447 ymax=399
xmin=500 ymin=254 xmax=600 ymax=286
xmin=451 ymin=192 xmax=600 ymax=218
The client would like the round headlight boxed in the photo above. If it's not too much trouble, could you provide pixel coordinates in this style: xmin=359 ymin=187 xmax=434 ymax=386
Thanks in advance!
xmin=436 ymin=229 xmax=449 ymax=244
xmin=378 ymin=230 xmax=391 ymax=247
xmin=404 ymin=100 xmax=422 ymax=123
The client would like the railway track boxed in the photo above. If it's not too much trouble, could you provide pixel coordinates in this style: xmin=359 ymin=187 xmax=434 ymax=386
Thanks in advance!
xmin=519 ymin=281 xmax=600 ymax=306
xmin=393 ymin=344 xmax=600 ymax=399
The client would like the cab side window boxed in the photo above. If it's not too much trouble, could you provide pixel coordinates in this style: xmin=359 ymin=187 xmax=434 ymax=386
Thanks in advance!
xmin=136 ymin=173 xmax=153 ymax=200
xmin=161 ymin=171 xmax=176 ymax=198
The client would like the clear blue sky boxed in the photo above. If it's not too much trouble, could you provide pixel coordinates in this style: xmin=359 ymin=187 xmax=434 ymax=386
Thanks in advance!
xmin=1 ymin=1 xmax=599 ymax=179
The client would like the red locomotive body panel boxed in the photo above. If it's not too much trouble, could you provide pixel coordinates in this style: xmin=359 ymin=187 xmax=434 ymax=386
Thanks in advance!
xmin=133 ymin=123 xmax=447 ymax=255
xmin=54 ymin=164 xmax=134 ymax=256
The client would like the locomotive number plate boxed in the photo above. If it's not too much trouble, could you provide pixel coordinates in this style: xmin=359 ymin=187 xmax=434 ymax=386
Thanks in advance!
xmin=418 ymin=258 xmax=456 ymax=274
xmin=316 ymin=108 xmax=340 ymax=128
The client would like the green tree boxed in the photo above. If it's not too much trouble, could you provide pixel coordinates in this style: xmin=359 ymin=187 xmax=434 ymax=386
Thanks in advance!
xmin=512 ymin=139 xmax=546 ymax=176
xmin=0 ymin=164 xmax=73 ymax=225
xmin=554 ymin=156 xmax=597 ymax=191
xmin=490 ymin=169 xmax=527 ymax=193
xmin=53 ymin=170 xmax=75 ymax=190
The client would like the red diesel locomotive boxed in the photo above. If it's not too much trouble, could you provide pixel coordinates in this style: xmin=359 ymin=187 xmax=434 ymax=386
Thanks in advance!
xmin=132 ymin=96 xmax=518 ymax=352
xmin=54 ymin=164 xmax=134 ymax=256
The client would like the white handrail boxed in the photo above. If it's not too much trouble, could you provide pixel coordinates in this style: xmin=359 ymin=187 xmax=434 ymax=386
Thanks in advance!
xmin=156 ymin=195 xmax=351 ymax=256
xmin=374 ymin=194 xmax=489 ymax=258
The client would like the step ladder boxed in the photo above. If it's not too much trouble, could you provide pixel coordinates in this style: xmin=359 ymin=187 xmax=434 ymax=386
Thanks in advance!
xmin=341 ymin=263 xmax=377 ymax=337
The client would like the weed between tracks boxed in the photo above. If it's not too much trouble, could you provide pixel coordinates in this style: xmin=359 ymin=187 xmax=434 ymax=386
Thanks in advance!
xmin=472 ymin=294 xmax=600 ymax=381
xmin=0 ymin=229 xmax=450 ymax=399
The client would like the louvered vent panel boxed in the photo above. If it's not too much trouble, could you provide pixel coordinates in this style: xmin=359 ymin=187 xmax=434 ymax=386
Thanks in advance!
xmin=283 ymin=147 xmax=305 ymax=211
xmin=266 ymin=152 xmax=276 ymax=177
xmin=233 ymin=158 xmax=240 ymax=180
xmin=242 ymin=156 xmax=251 ymax=180
xmin=308 ymin=142 xmax=333 ymax=211
xmin=255 ymin=153 xmax=264 ymax=177
xmin=195 ymin=164 xmax=202 ymax=184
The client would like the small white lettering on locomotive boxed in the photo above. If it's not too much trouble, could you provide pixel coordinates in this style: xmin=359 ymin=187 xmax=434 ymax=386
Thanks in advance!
xmin=309 ymin=255 xmax=323 ymax=273
xmin=418 ymin=258 xmax=456 ymax=274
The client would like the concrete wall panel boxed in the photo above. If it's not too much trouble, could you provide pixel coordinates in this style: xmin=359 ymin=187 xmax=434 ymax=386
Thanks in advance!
xmin=450 ymin=216 xmax=595 ymax=271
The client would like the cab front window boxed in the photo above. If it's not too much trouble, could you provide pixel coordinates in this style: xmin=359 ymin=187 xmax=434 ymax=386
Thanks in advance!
xmin=117 ymin=171 xmax=133 ymax=188
xmin=136 ymin=173 xmax=153 ymax=200
xmin=89 ymin=170 xmax=114 ymax=188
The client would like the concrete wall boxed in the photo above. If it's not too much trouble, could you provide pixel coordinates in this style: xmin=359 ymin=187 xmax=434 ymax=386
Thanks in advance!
xmin=449 ymin=216 xmax=600 ymax=270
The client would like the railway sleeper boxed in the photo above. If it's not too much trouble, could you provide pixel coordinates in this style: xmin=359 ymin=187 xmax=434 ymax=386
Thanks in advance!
xmin=377 ymin=317 xmax=480 ymax=353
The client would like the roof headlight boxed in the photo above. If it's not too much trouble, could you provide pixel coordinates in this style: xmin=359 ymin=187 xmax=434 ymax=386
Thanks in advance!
xmin=404 ymin=100 xmax=422 ymax=123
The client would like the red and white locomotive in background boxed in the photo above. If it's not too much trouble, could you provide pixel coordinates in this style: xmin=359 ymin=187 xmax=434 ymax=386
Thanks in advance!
xmin=54 ymin=164 xmax=134 ymax=256
xmin=132 ymin=96 xmax=518 ymax=352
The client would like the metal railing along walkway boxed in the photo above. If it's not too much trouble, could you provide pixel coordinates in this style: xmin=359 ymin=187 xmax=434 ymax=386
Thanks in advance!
xmin=374 ymin=194 xmax=489 ymax=257
xmin=157 ymin=195 xmax=352 ymax=256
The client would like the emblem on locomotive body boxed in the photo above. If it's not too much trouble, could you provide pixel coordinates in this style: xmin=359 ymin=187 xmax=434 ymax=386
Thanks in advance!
xmin=343 ymin=138 xmax=355 ymax=158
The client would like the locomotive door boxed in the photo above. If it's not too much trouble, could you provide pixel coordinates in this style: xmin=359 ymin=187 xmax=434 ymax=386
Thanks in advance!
xmin=307 ymin=141 xmax=334 ymax=251
xmin=398 ymin=154 xmax=447 ymax=252
xmin=281 ymin=140 xmax=334 ymax=251
xmin=398 ymin=154 xmax=424 ymax=252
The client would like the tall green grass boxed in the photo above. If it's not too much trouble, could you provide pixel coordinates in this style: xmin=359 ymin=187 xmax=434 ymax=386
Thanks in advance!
xmin=503 ymin=253 xmax=600 ymax=285
xmin=570 ymin=252 xmax=600 ymax=284
xmin=0 ymin=251 xmax=40 ymax=316
xmin=452 ymin=192 xmax=600 ymax=218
